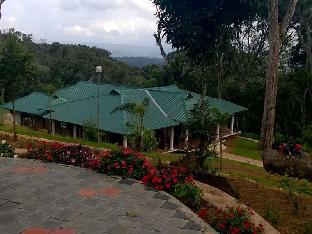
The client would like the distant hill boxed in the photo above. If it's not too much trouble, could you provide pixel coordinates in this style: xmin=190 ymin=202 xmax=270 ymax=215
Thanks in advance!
xmin=114 ymin=57 xmax=164 ymax=67
xmin=88 ymin=42 xmax=172 ymax=58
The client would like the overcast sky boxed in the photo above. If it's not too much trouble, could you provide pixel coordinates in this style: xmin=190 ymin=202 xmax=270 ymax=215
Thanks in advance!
xmin=0 ymin=0 xmax=159 ymax=47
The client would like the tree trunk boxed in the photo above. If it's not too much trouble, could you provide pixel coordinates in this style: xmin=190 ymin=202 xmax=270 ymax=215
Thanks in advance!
xmin=217 ymin=53 xmax=224 ymax=99
xmin=260 ymin=0 xmax=280 ymax=150
xmin=154 ymin=31 xmax=168 ymax=64
xmin=139 ymin=116 xmax=144 ymax=152
xmin=259 ymin=0 xmax=299 ymax=150
xmin=0 ymin=87 xmax=4 ymax=104
xmin=304 ymin=20 xmax=312 ymax=73
xmin=12 ymin=84 xmax=17 ymax=141
xmin=0 ymin=0 xmax=6 ymax=19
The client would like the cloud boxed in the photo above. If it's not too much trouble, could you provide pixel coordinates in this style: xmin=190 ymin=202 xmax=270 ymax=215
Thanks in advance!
xmin=0 ymin=0 xmax=159 ymax=47
xmin=60 ymin=0 xmax=80 ymax=11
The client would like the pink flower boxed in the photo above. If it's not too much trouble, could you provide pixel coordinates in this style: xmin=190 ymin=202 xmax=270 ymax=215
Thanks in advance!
xmin=114 ymin=162 xmax=120 ymax=169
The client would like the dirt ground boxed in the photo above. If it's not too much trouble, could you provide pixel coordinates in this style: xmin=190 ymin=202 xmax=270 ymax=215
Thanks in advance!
xmin=227 ymin=176 xmax=312 ymax=234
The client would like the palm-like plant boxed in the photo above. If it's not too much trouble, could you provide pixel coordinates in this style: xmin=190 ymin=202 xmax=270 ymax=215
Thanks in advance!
xmin=111 ymin=98 xmax=150 ymax=151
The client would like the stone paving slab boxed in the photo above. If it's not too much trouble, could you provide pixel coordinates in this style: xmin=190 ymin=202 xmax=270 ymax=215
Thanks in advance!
xmin=0 ymin=158 xmax=216 ymax=234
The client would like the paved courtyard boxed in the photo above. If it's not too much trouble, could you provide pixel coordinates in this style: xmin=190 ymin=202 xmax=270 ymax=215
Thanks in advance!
xmin=0 ymin=158 xmax=215 ymax=234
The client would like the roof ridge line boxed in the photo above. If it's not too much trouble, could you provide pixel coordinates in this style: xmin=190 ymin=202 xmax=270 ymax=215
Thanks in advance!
xmin=145 ymin=90 xmax=168 ymax=118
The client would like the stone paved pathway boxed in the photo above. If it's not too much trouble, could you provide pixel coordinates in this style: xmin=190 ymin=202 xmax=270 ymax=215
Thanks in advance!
xmin=218 ymin=152 xmax=263 ymax=167
xmin=0 ymin=158 xmax=215 ymax=234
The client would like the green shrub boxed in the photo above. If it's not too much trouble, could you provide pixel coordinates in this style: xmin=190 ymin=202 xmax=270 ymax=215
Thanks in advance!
xmin=203 ymin=153 xmax=219 ymax=175
xmin=303 ymin=125 xmax=312 ymax=146
xmin=264 ymin=204 xmax=280 ymax=227
xmin=174 ymin=182 xmax=202 ymax=211
xmin=0 ymin=140 xmax=15 ymax=158
xmin=301 ymin=221 xmax=312 ymax=234
xmin=82 ymin=119 xmax=97 ymax=142
xmin=128 ymin=130 xmax=158 ymax=152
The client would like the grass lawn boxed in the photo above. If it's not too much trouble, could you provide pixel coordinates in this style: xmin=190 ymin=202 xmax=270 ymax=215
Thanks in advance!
xmin=218 ymin=158 xmax=312 ymax=196
xmin=0 ymin=108 xmax=8 ymax=117
xmin=0 ymin=125 xmax=118 ymax=150
xmin=144 ymin=151 xmax=184 ymax=165
xmin=229 ymin=137 xmax=262 ymax=160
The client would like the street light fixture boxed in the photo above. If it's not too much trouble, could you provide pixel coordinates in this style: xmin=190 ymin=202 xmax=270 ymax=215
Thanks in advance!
xmin=96 ymin=66 xmax=102 ymax=148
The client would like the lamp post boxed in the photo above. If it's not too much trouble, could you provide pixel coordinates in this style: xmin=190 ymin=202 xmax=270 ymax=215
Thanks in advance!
xmin=96 ymin=66 xmax=102 ymax=148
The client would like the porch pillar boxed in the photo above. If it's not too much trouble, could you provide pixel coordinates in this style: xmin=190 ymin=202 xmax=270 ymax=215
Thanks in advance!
xmin=230 ymin=115 xmax=235 ymax=134
xmin=51 ymin=120 xmax=56 ymax=135
xmin=185 ymin=129 xmax=189 ymax=146
xmin=73 ymin=124 xmax=78 ymax=138
xmin=123 ymin=136 xmax=128 ymax=148
xmin=170 ymin=127 xmax=175 ymax=151
xmin=216 ymin=124 xmax=220 ymax=141
xmin=14 ymin=112 xmax=21 ymax=126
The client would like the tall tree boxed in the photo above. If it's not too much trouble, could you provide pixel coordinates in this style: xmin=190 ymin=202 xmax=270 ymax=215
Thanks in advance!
xmin=259 ymin=0 xmax=299 ymax=150
xmin=0 ymin=34 xmax=37 ymax=140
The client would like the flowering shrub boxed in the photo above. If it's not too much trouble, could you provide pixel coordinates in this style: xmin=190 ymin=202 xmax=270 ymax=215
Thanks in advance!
xmin=98 ymin=148 xmax=153 ymax=180
xmin=198 ymin=206 xmax=264 ymax=234
xmin=278 ymin=142 xmax=302 ymax=157
xmin=174 ymin=182 xmax=202 ymax=211
xmin=141 ymin=165 xmax=193 ymax=192
xmin=0 ymin=140 xmax=15 ymax=158
xmin=26 ymin=141 xmax=102 ymax=170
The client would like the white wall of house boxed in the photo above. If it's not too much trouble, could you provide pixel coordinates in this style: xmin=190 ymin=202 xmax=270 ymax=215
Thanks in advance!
xmin=73 ymin=124 xmax=78 ymax=138
xmin=14 ymin=112 xmax=22 ymax=126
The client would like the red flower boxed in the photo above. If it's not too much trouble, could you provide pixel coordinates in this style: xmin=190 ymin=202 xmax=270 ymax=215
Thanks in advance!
xmin=152 ymin=176 xmax=162 ymax=184
xmin=123 ymin=149 xmax=132 ymax=156
xmin=165 ymin=183 xmax=171 ymax=189
xmin=114 ymin=162 xmax=120 ymax=169
xmin=257 ymin=224 xmax=264 ymax=231
xmin=46 ymin=153 xmax=52 ymax=161
xmin=218 ymin=223 xmax=226 ymax=230
xmin=244 ymin=221 xmax=250 ymax=230
xmin=198 ymin=208 xmax=208 ymax=218
xmin=121 ymin=161 xmax=127 ymax=168
xmin=128 ymin=166 xmax=133 ymax=175
xmin=141 ymin=175 xmax=149 ymax=185
xmin=185 ymin=175 xmax=193 ymax=183
xmin=231 ymin=227 xmax=241 ymax=234
xmin=154 ymin=185 xmax=164 ymax=190
xmin=172 ymin=177 xmax=178 ymax=184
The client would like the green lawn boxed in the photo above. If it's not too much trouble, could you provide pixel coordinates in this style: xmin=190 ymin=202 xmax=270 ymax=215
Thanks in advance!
xmin=217 ymin=158 xmax=312 ymax=196
xmin=144 ymin=151 xmax=184 ymax=165
xmin=304 ymin=143 xmax=312 ymax=153
xmin=230 ymin=137 xmax=262 ymax=160
xmin=0 ymin=108 xmax=8 ymax=118
xmin=0 ymin=125 xmax=118 ymax=150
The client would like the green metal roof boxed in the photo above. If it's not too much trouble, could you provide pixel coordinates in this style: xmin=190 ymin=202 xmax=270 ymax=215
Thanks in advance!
xmin=1 ymin=92 xmax=50 ymax=116
xmin=1 ymin=82 xmax=247 ymax=135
